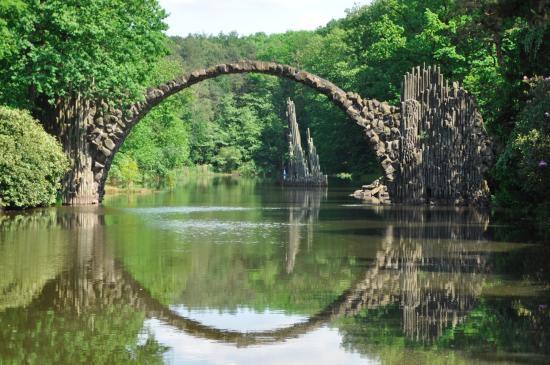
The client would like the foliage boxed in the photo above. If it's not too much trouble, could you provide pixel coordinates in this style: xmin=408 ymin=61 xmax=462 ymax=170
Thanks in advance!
xmin=211 ymin=95 xmax=262 ymax=174
xmin=335 ymin=173 xmax=353 ymax=181
xmin=109 ymin=153 xmax=141 ymax=188
xmin=214 ymin=146 xmax=242 ymax=173
xmin=0 ymin=0 xmax=25 ymax=61
xmin=0 ymin=107 xmax=68 ymax=208
xmin=494 ymin=77 xmax=550 ymax=212
xmin=0 ymin=0 xmax=168 ymax=108
xmin=109 ymin=56 xmax=192 ymax=186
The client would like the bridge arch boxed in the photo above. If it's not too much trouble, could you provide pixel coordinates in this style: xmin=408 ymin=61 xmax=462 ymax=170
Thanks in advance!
xmin=87 ymin=60 xmax=401 ymax=202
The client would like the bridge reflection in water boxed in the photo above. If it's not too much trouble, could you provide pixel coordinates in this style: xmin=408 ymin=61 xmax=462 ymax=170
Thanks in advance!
xmin=0 ymin=195 xmax=503 ymax=362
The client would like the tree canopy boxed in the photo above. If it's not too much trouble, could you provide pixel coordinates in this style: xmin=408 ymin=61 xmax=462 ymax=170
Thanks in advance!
xmin=0 ymin=0 xmax=168 ymax=110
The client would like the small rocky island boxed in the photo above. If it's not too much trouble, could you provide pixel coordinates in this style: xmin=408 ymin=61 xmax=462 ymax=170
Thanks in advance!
xmin=351 ymin=178 xmax=391 ymax=205
xmin=283 ymin=98 xmax=328 ymax=186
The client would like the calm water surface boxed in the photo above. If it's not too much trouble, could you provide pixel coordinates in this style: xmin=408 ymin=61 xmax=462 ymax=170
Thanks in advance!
xmin=0 ymin=177 xmax=549 ymax=364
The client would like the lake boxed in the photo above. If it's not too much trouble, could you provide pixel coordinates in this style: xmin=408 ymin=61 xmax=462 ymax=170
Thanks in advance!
xmin=0 ymin=177 xmax=548 ymax=364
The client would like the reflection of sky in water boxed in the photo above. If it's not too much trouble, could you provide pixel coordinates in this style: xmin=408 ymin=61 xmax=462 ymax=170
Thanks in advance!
xmin=125 ymin=206 xmax=257 ymax=214
xmin=150 ymin=219 xmax=302 ymax=244
xmin=123 ymin=205 xmax=304 ymax=244
xmin=141 ymin=319 xmax=376 ymax=365
xmin=169 ymin=306 xmax=309 ymax=332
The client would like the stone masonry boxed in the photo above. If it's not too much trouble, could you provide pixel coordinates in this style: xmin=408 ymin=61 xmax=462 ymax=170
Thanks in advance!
xmin=86 ymin=61 xmax=400 ymax=201
xmin=67 ymin=61 xmax=491 ymax=206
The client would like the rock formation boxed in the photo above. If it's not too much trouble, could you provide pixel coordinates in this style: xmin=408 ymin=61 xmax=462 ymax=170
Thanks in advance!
xmin=354 ymin=65 xmax=493 ymax=206
xmin=284 ymin=98 xmax=328 ymax=186
xmin=394 ymin=65 xmax=493 ymax=205
xmin=351 ymin=178 xmax=391 ymax=205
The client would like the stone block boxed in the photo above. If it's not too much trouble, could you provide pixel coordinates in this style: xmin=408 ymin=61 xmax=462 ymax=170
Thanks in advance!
xmin=100 ymin=147 xmax=111 ymax=157
xmin=93 ymin=162 xmax=105 ymax=171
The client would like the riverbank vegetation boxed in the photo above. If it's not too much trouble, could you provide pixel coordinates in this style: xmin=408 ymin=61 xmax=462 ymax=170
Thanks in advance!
xmin=0 ymin=0 xmax=548 ymax=212
xmin=0 ymin=107 xmax=68 ymax=209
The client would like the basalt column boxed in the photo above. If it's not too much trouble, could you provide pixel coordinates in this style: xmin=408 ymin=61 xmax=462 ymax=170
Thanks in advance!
xmin=51 ymin=96 xmax=99 ymax=205
xmin=394 ymin=66 xmax=493 ymax=206
xmin=284 ymin=98 xmax=328 ymax=186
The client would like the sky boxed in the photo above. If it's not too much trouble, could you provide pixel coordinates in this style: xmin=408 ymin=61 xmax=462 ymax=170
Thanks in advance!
xmin=158 ymin=0 xmax=369 ymax=37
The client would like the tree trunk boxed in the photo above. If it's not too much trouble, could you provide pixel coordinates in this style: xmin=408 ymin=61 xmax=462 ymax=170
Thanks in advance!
xmin=48 ymin=96 xmax=100 ymax=205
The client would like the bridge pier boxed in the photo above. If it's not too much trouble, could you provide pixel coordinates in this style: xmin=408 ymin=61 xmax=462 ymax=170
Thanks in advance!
xmin=392 ymin=66 xmax=493 ymax=206
xmin=50 ymin=96 xmax=101 ymax=205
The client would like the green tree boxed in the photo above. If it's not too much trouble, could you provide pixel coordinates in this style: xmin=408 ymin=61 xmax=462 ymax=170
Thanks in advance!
xmin=110 ymin=153 xmax=140 ymax=188
xmin=494 ymin=77 xmax=550 ymax=213
xmin=0 ymin=0 xmax=25 ymax=62
xmin=0 ymin=0 xmax=168 ymax=107
xmin=214 ymin=146 xmax=243 ymax=173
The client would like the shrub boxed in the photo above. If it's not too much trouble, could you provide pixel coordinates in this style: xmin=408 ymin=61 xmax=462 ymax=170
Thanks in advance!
xmin=0 ymin=107 xmax=68 ymax=209
xmin=494 ymin=77 xmax=550 ymax=212
xmin=109 ymin=153 xmax=140 ymax=188
xmin=336 ymin=172 xmax=353 ymax=181
xmin=237 ymin=160 xmax=258 ymax=177
xmin=214 ymin=146 xmax=242 ymax=173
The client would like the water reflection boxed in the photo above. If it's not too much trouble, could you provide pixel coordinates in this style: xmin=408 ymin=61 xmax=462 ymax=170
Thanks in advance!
xmin=0 ymin=207 xmax=167 ymax=364
xmin=285 ymin=188 xmax=326 ymax=273
xmin=0 ymin=183 xmax=548 ymax=364
xmin=352 ymin=208 xmax=491 ymax=343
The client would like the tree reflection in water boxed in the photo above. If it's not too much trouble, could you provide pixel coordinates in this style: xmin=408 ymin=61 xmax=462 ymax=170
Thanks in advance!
xmin=0 ymin=208 xmax=167 ymax=364
xmin=334 ymin=207 xmax=549 ymax=362
xmin=0 ymin=195 xmax=548 ymax=364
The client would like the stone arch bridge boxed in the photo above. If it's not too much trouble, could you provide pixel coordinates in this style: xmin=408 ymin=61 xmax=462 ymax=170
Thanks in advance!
xmin=56 ymin=61 xmax=492 ymax=206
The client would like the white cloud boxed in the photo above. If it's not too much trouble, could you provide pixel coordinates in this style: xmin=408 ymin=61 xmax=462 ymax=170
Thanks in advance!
xmin=158 ymin=0 xmax=370 ymax=36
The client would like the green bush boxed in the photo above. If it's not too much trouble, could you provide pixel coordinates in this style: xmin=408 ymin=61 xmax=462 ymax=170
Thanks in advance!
xmin=494 ymin=77 xmax=550 ymax=212
xmin=108 ymin=152 xmax=140 ymax=188
xmin=237 ymin=160 xmax=258 ymax=177
xmin=214 ymin=146 xmax=242 ymax=173
xmin=0 ymin=106 xmax=68 ymax=209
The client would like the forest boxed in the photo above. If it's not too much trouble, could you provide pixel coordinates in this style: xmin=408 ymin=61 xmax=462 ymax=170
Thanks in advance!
xmin=0 ymin=0 xmax=548 ymax=212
